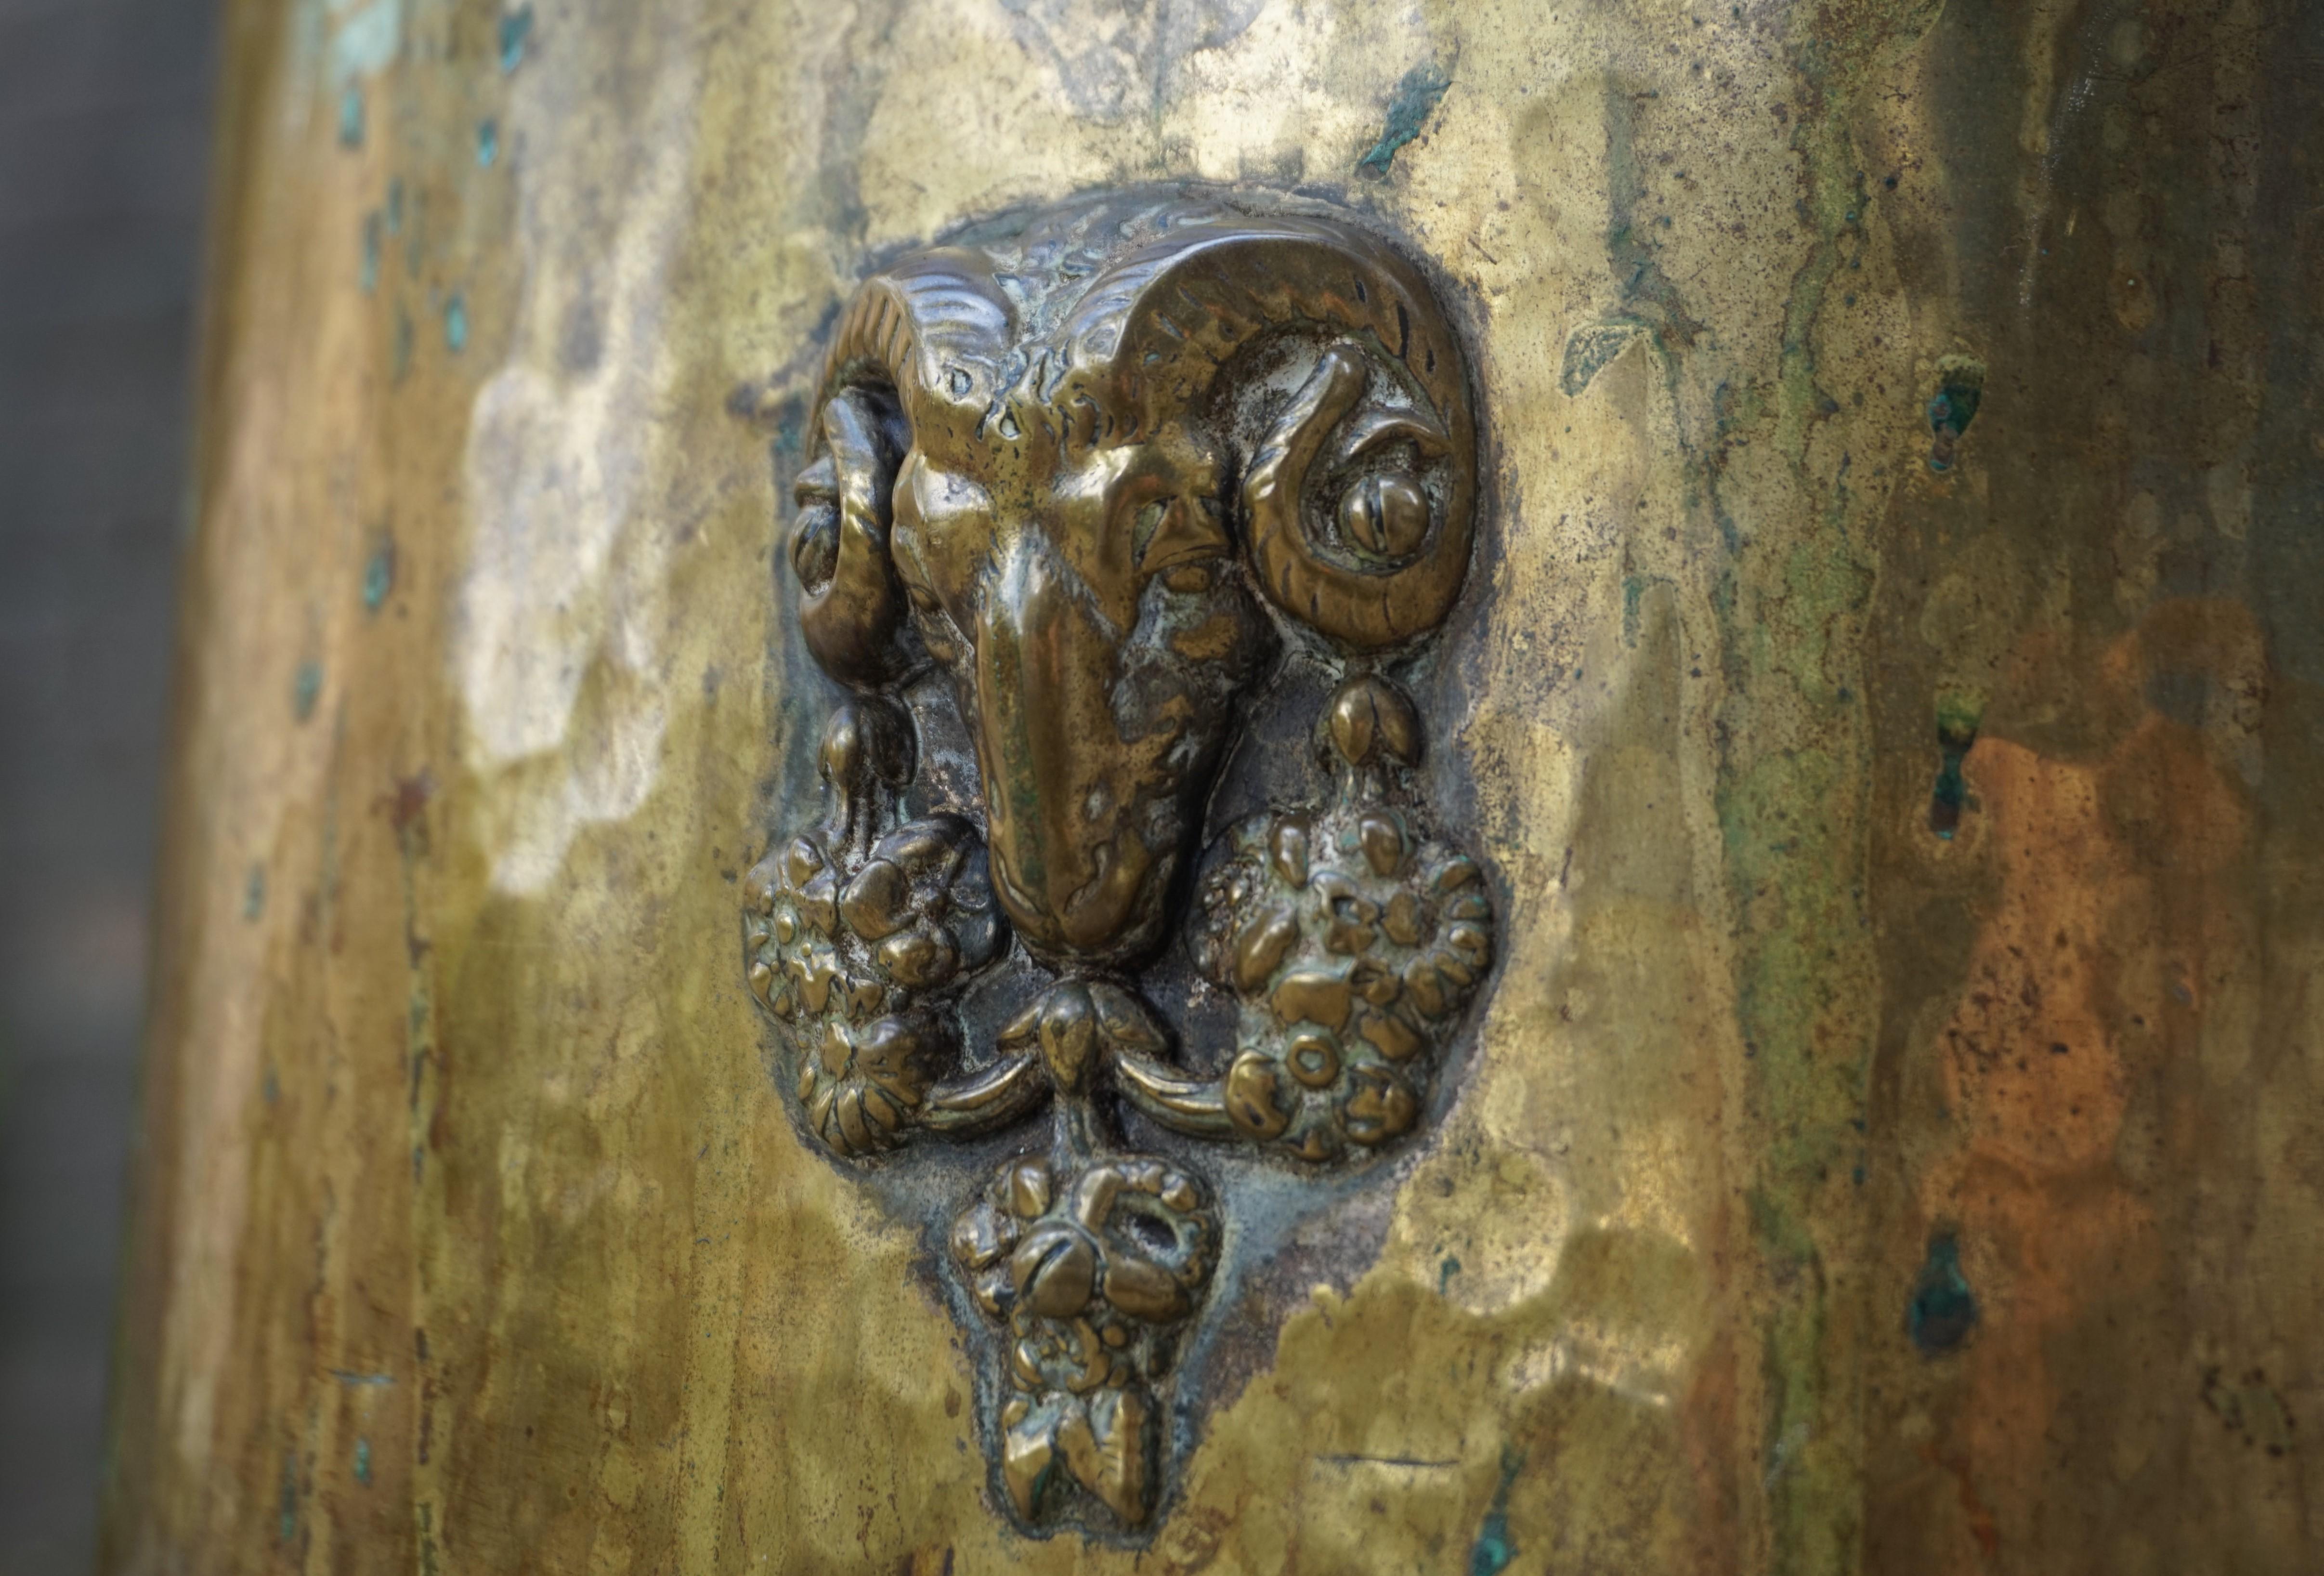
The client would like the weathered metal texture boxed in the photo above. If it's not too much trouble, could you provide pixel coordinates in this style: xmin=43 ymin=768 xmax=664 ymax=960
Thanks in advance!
xmin=104 ymin=0 xmax=2324 ymax=1571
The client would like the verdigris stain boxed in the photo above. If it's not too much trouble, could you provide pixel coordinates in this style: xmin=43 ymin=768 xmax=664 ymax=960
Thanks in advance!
xmin=363 ymin=538 xmax=395 ymax=613
xmin=1928 ymin=695 xmax=1982 ymax=839
xmin=1908 ymin=1234 xmax=1977 ymax=1354
xmin=498 ymin=5 xmax=534 ymax=74
xmin=1926 ymin=355 xmax=1985 ymax=472
xmin=1467 ymin=1449 xmax=1522 ymax=1575
xmin=1358 ymin=62 xmax=1451 ymax=175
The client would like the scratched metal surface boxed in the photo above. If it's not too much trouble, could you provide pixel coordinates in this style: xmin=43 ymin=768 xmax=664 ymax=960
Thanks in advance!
xmin=104 ymin=0 xmax=2324 ymax=1571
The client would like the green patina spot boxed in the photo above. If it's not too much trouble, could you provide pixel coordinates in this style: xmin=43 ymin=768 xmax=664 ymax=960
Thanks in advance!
xmin=1908 ymin=1234 xmax=1977 ymax=1353
xmin=385 ymin=178 xmax=404 ymax=235
xmin=363 ymin=538 xmax=395 ymax=612
xmin=353 ymin=1437 xmax=372 ymax=1485
xmin=1358 ymin=62 xmax=1452 ymax=176
xmin=338 ymin=85 xmax=365 ymax=148
xmin=444 ymin=293 xmax=469 ymax=353
xmin=1927 ymin=356 xmax=1986 ymax=473
xmin=1602 ymin=84 xmax=1709 ymax=354
xmin=1438 ymin=1255 xmax=1462 ymax=1295
xmin=498 ymin=5 xmax=534 ymax=74
xmin=244 ymin=864 xmax=266 ymax=920
xmin=293 ymin=661 xmax=323 ymax=721
xmin=477 ymin=118 xmax=499 ymax=167
xmin=1929 ymin=692 xmax=1984 ymax=839
xmin=1466 ymin=1447 xmax=1522 ymax=1576
xmin=277 ymin=1450 xmax=298 ymax=1542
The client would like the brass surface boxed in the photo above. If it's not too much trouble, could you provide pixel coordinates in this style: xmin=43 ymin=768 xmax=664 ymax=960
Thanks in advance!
xmin=104 ymin=0 xmax=2324 ymax=1571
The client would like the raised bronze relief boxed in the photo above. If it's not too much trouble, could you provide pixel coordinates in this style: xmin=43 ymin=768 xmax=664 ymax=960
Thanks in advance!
xmin=743 ymin=192 xmax=1492 ymax=1534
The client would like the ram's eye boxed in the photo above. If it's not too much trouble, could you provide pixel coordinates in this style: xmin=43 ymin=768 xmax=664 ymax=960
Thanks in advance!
xmin=791 ymin=504 xmax=840 ymax=591
xmin=1130 ymin=494 xmax=1230 ymax=576
xmin=1338 ymin=473 xmax=1431 ymax=563
xmin=897 ymin=553 xmax=943 ymax=618
xmin=892 ymin=564 xmax=959 ymax=665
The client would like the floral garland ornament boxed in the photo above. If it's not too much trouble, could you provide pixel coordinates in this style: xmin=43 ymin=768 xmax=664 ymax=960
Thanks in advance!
xmin=744 ymin=698 xmax=1010 ymax=1156
xmin=741 ymin=192 xmax=1495 ymax=1537
xmin=1142 ymin=675 xmax=1494 ymax=1159
xmin=950 ymin=1122 xmax=1218 ymax=1521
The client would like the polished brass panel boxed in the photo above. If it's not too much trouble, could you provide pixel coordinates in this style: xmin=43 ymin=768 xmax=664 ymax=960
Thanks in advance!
xmin=746 ymin=194 xmax=1493 ymax=1531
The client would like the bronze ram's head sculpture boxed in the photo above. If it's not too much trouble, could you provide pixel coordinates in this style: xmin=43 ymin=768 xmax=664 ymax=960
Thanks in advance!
xmin=745 ymin=193 xmax=1492 ymax=1535
xmin=786 ymin=196 xmax=1476 ymax=966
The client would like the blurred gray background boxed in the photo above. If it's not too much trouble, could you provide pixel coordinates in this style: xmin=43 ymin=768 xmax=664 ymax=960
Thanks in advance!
xmin=0 ymin=0 xmax=216 ymax=1568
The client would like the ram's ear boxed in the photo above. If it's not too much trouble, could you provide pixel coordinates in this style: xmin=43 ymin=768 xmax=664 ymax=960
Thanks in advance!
xmin=791 ymin=385 xmax=920 ymax=688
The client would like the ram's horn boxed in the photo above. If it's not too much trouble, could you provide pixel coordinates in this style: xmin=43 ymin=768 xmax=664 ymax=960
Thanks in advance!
xmin=1061 ymin=214 xmax=1476 ymax=650
xmin=790 ymin=249 xmax=1015 ymax=688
